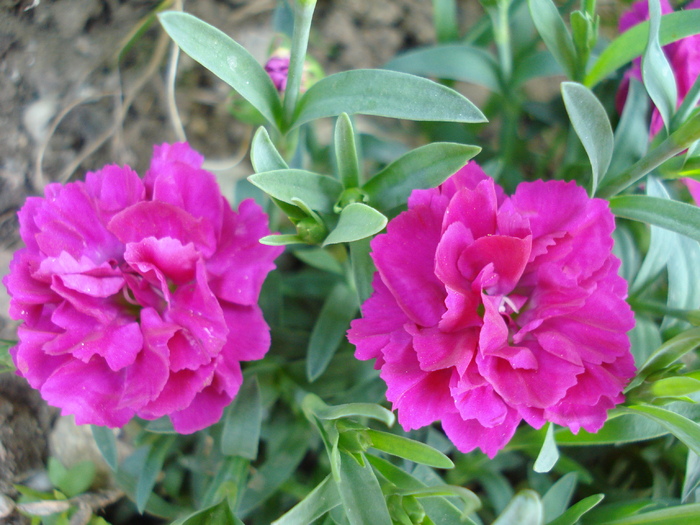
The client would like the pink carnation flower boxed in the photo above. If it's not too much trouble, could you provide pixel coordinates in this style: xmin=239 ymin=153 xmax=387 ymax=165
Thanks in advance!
xmin=348 ymin=163 xmax=636 ymax=457
xmin=3 ymin=143 xmax=282 ymax=433
xmin=617 ymin=0 xmax=700 ymax=136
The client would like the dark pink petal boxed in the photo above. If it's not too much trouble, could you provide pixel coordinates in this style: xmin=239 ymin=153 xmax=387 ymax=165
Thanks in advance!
xmin=220 ymin=302 xmax=271 ymax=363
xmin=125 ymin=236 xmax=199 ymax=289
xmin=165 ymin=260 xmax=227 ymax=371
xmin=442 ymin=179 xmax=499 ymax=239
xmin=407 ymin=324 xmax=477 ymax=373
xmin=207 ymin=200 xmax=282 ymax=305
xmin=685 ymin=179 xmax=700 ymax=205
xmin=108 ymin=201 xmax=217 ymax=258
xmin=137 ymin=359 xmax=217 ymax=420
xmin=169 ymin=385 xmax=233 ymax=434
xmin=41 ymin=358 xmax=136 ymax=428
xmin=84 ymin=165 xmax=145 ymax=222
xmin=372 ymin=201 xmax=446 ymax=327
xmin=442 ymin=407 xmax=521 ymax=458
xmin=118 ymin=308 xmax=172 ymax=410
xmin=348 ymin=275 xmax=409 ymax=365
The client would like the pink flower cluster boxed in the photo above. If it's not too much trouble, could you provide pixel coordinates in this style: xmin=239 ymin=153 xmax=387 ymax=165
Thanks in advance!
xmin=4 ymin=143 xmax=282 ymax=433
xmin=348 ymin=163 xmax=635 ymax=457
xmin=617 ymin=0 xmax=700 ymax=136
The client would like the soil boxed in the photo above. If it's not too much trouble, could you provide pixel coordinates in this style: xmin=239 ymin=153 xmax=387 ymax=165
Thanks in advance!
xmin=0 ymin=0 xmax=460 ymax=521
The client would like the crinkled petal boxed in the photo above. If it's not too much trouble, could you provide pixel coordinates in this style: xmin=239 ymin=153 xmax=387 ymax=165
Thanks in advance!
xmin=442 ymin=407 xmax=521 ymax=458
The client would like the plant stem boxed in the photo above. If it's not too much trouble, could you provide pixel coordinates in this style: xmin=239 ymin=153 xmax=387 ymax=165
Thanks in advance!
xmin=598 ymin=112 xmax=700 ymax=198
xmin=283 ymin=0 xmax=316 ymax=130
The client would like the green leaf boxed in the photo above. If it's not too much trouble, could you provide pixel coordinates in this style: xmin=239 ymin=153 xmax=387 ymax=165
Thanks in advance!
xmin=91 ymin=425 xmax=118 ymax=471
xmin=533 ymin=423 xmax=560 ymax=474
xmin=629 ymin=316 xmax=663 ymax=367
xmin=624 ymin=404 xmax=700 ymax=457
xmin=609 ymin=195 xmax=700 ymax=244
xmin=384 ymin=44 xmax=501 ymax=92
xmin=548 ymin=494 xmax=604 ymax=525
xmin=585 ymin=10 xmax=700 ymax=88
xmin=561 ymin=82 xmax=614 ymax=196
xmin=260 ymin=234 xmax=306 ymax=246
xmin=249 ymin=170 xmax=344 ymax=213
xmin=433 ymin=0 xmax=460 ymax=43
xmin=633 ymin=327 xmax=700 ymax=386
xmin=336 ymin=450 xmax=392 ymax=525
xmin=323 ymin=203 xmax=387 ymax=246
xmin=663 ymin=232 xmax=700 ymax=331
xmin=366 ymin=429 xmax=454 ymax=469
xmin=608 ymin=80 xmax=650 ymax=181
xmin=350 ymin=237 xmax=375 ymax=304
xmin=512 ymin=51 xmax=565 ymax=87
xmin=303 ymin=394 xmax=396 ymax=427
xmin=683 ymin=452 xmax=700 ymax=503
xmin=362 ymin=143 xmax=481 ymax=212
xmin=272 ymin=475 xmax=341 ymax=525
xmin=238 ymin=421 xmax=311 ymax=515
xmin=307 ymin=283 xmax=359 ymax=381
xmin=335 ymin=113 xmax=361 ymax=189
xmin=47 ymin=457 xmax=96 ymax=498
xmin=158 ymin=12 xmax=282 ymax=128
xmin=366 ymin=455 xmax=477 ymax=525
xmin=493 ymin=490 xmax=544 ymax=525
xmin=172 ymin=497 xmax=243 ymax=525
xmin=135 ymin=436 xmax=176 ymax=514
xmin=221 ymin=377 xmax=262 ymax=459
xmin=293 ymin=70 xmax=486 ymax=130
xmin=293 ymin=247 xmax=344 ymax=274
xmin=593 ymin=503 xmax=700 ymax=524
xmin=527 ymin=0 xmax=577 ymax=80
xmin=251 ymin=127 xmax=288 ymax=172
xmin=542 ymin=473 xmax=577 ymax=523
xmin=651 ymin=376 xmax=700 ymax=398
xmin=641 ymin=0 xmax=677 ymax=133
xmin=631 ymin=177 xmax=673 ymax=292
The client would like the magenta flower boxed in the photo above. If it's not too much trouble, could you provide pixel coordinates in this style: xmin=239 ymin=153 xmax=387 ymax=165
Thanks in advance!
xmin=3 ymin=143 xmax=282 ymax=433
xmin=265 ymin=54 xmax=290 ymax=92
xmin=347 ymin=163 xmax=635 ymax=457
xmin=617 ymin=0 xmax=700 ymax=136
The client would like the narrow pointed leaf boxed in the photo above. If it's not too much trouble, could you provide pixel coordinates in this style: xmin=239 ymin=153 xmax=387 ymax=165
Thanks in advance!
xmin=561 ymin=82 xmax=614 ymax=196
xmin=641 ymin=0 xmax=677 ymax=133
xmin=135 ymin=436 xmax=176 ymax=513
xmin=631 ymin=327 xmax=700 ymax=387
xmin=335 ymin=113 xmax=361 ymax=188
xmin=492 ymin=490 xmax=543 ymax=525
xmin=385 ymin=44 xmax=501 ymax=92
xmin=609 ymin=195 xmax=700 ymax=244
xmin=542 ymin=473 xmax=577 ymax=523
xmin=363 ymin=143 xmax=481 ymax=212
xmin=159 ymin=12 xmax=282 ymax=127
xmin=527 ymin=0 xmax=577 ymax=79
xmin=547 ymin=494 xmax=604 ymax=525
xmin=608 ymin=80 xmax=650 ymax=181
xmin=249 ymin=170 xmax=344 ymax=213
xmin=91 ymin=425 xmax=119 ymax=471
xmin=624 ymin=404 xmax=700 ymax=457
xmin=336 ymin=451 xmax=392 ymax=525
xmin=251 ymin=127 xmax=288 ymax=172
xmin=272 ymin=476 xmax=341 ymax=525
xmin=350 ymin=237 xmax=375 ymax=304
xmin=293 ymin=70 xmax=486 ymax=130
xmin=307 ymin=283 xmax=358 ymax=381
xmin=366 ymin=429 xmax=454 ymax=469
xmin=221 ymin=377 xmax=262 ymax=459
xmin=594 ymin=503 xmax=700 ymax=524
xmin=323 ymin=203 xmax=387 ymax=246
xmin=260 ymin=234 xmax=305 ymax=246
xmin=533 ymin=422 xmax=560 ymax=473
xmin=585 ymin=11 xmax=700 ymax=88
